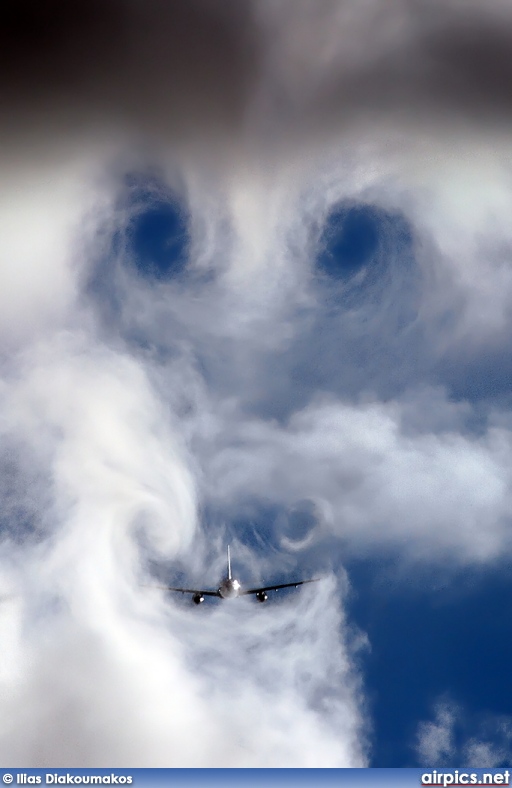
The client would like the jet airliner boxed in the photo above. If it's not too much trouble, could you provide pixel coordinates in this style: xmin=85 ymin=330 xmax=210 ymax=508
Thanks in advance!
xmin=153 ymin=546 xmax=319 ymax=604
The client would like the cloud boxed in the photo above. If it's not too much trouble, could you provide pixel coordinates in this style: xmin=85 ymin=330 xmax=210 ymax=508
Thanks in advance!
xmin=255 ymin=0 xmax=512 ymax=137
xmin=0 ymin=334 xmax=366 ymax=764
xmin=0 ymin=0 xmax=258 ymax=153
xmin=416 ymin=700 xmax=512 ymax=767
xmin=463 ymin=731 xmax=512 ymax=769
xmin=416 ymin=701 xmax=456 ymax=765
xmin=201 ymin=392 xmax=512 ymax=562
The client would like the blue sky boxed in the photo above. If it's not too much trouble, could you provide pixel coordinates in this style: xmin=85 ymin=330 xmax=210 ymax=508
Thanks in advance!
xmin=2 ymin=0 xmax=512 ymax=768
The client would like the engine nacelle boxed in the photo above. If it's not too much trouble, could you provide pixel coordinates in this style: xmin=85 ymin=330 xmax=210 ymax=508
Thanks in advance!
xmin=193 ymin=593 xmax=205 ymax=605
xmin=256 ymin=591 xmax=268 ymax=603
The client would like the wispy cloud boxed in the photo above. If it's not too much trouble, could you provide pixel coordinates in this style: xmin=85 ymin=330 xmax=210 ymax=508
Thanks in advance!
xmin=416 ymin=701 xmax=457 ymax=765
xmin=416 ymin=700 xmax=512 ymax=767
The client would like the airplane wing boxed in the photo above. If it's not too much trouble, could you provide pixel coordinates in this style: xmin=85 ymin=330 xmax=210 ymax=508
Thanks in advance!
xmin=146 ymin=585 xmax=220 ymax=597
xmin=241 ymin=578 xmax=320 ymax=595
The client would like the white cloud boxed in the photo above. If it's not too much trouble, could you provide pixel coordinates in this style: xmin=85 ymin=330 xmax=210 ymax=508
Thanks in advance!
xmin=416 ymin=701 xmax=512 ymax=767
xmin=0 ymin=332 xmax=365 ymax=765
xmin=416 ymin=701 xmax=456 ymax=765
xmin=201 ymin=393 xmax=512 ymax=562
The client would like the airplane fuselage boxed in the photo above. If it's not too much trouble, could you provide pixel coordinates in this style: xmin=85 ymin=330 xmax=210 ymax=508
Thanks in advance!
xmin=218 ymin=577 xmax=241 ymax=599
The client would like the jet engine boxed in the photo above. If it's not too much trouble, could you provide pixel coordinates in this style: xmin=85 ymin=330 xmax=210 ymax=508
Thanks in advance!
xmin=193 ymin=593 xmax=205 ymax=605
xmin=256 ymin=591 xmax=268 ymax=603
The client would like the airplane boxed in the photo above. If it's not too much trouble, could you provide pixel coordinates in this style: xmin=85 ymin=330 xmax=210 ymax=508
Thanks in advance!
xmin=150 ymin=545 xmax=319 ymax=604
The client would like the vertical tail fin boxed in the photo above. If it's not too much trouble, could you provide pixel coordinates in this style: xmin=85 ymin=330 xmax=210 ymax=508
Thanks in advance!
xmin=227 ymin=544 xmax=232 ymax=580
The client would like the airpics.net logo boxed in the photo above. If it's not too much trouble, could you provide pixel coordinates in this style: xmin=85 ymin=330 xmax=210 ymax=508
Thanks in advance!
xmin=422 ymin=772 xmax=511 ymax=787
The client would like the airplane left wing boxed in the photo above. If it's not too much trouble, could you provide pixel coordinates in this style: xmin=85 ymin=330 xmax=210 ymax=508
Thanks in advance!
xmin=146 ymin=585 xmax=220 ymax=597
xmin=241 ymin=578 xmax=320 ymax=595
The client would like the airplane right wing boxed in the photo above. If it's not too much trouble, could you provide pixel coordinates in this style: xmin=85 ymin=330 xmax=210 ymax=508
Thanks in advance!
xmin=241 ymin=578 xmax=320 ymax=595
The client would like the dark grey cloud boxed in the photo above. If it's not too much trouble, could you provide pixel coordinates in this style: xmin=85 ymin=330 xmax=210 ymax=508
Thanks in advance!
xmin=0 ymin=0 xmax=258 ymax=148
xmin=255 ymin=0 xmax=512 ymax=145
xmin=3 ymin=0 xmax=512 ymax=153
